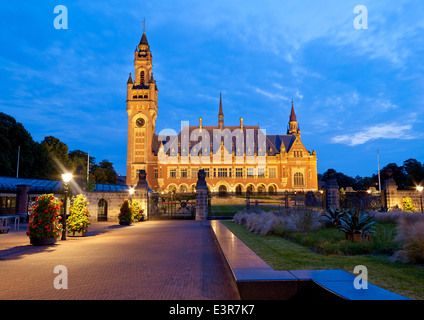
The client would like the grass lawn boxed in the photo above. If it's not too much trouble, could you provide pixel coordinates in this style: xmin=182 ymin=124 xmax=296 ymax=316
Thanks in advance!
xmin=209 ymin=205 xmax=276 ymax=217
xmin=221 ymin=220 xmax=424 ymax=300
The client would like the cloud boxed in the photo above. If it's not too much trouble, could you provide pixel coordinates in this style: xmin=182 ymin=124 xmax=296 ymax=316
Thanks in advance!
xmin=255 ymin=88 xmax=290 ymax=101
xmin=331 ymin=123 xmax=413 ymax=146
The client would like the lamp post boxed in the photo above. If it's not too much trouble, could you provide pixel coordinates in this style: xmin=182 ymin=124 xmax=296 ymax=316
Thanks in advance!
xmin=61 ymin=173 xmax=72 ymax=240
xmin=129 ymin=187 xmax=135 ymax=202
xmin=417 ymin=186 xmax=423 ymax=213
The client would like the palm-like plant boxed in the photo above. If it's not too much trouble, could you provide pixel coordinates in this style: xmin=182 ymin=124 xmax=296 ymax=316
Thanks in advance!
xmin=321 ymin=208 xmax=346 ymax=227
xmin=338 ymin=210 xmax=376 ymax=238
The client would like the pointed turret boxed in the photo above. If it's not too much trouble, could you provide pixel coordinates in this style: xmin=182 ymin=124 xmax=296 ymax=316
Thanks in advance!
xmin=127 ymin=72 xmax=133 ymax=85
xmin=289 ymin=100 xmax=297 ymax=122
xmin=139 ymin=30 xmax=149 ymax=46
xmin=287 ymin=100 xmax=300 ymax=136
xmin=218 ymin=92 xmax=224 ymax=130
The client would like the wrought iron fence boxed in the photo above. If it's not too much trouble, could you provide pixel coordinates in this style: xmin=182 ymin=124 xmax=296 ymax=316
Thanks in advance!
xmin=340 ymin=191 xmax=383 ymax=211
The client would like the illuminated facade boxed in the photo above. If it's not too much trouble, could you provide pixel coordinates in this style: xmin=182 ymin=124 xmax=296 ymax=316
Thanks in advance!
xmin=126 ymin=28 xmax=318 ymax=193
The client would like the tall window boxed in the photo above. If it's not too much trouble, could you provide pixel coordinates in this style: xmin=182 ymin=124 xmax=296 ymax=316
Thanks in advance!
xmin=169 ymin=169 xmax=177 ymax=179
xmin=294 ymin=172 xmax=304 ymax=187
xmin=203 ymin=168 xmax=210 ymax=178
xmin=247 ymin=168 xmax=255 ymax=177
xmin=140 ymin=70 xmax=145 ymax=85
xmin=257 ymin=167 xmax=265 ymax=178
xmin=269 ymin=167 xmax=277 ymax=178
xmin=235 ymin=168 xmax=243 ymax=178
xmin=180 ymin=169 xmax=188 ymax=178
xmin=191 ymin=168 xmax=198 ymax=179
xmin=218 ymin=168 xmax=227 ymax=178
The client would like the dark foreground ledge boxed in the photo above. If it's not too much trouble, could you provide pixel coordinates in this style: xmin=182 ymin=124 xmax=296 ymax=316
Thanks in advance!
xmin=210 ymin=220 xmax=411 ymax=300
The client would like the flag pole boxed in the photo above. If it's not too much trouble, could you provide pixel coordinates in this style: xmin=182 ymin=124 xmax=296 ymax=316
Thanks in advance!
xmin=16 ymin=146 xmax=20 ymax=178
xmin=87 ymin=151 xmax=90 ymax=183
xmin=377 ymin=149 xmax=381 ymax=192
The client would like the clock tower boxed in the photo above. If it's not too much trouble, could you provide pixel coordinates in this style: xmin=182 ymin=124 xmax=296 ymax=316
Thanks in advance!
xmin=126 ymin=24 xmax=158 ymax=186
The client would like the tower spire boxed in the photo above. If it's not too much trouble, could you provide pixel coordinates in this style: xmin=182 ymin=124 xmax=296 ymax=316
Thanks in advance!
xmin=139 ymin=19 xmax=149 ymax=46
xmin=289 ymin=99 xmax=297 ymax=122
xmin=287 ymin=99 xmax=300 ymax=136
xmin=218 ymin=92 xmax=224 ymax=130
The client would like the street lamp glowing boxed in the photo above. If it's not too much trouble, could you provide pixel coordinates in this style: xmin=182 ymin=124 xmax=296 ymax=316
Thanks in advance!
xmin=61 ymin=173 xmax=72 ymax=241
xmin=417 ymin=186 xmax=424 ymax=213
xmin=129 ymin=187 xmax=135 ymax=195
xmin=62 ymin=173 xmax=73 ymax=183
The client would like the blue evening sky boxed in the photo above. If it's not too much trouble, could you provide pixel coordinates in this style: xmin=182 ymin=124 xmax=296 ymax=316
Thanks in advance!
xmin=1 ymin=0 xmax=423 ymax=178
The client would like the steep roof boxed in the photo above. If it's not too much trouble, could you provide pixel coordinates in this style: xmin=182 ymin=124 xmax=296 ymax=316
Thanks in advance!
xmin=151 ymin=126 xmax=297 ymax=157
xmin=289 ymin=101 xmax=297 ymax=122
xmin=139 ymin=31 xmax=149 ymax=46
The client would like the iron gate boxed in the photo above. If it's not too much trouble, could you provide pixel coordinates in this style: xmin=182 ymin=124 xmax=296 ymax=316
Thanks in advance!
xmin=149 ymin=192 xmax=196 ymax=220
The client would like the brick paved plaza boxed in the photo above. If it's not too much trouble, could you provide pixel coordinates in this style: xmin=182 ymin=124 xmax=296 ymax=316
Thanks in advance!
xmin=0 ymin=221 xmax=240 ymax=300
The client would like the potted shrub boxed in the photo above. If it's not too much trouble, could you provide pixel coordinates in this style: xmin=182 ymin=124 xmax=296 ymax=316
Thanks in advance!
xmin=27 ymin=194 xmax=63 ymax=245
xmin=338 ymin=210 xmax=376 ymax=242
xmin=66 ymin=194 xmax=91 ymax=237
xmin=130 ymin=199 xmax=147 ymax=222
xmin=118 ymin=199 xmax=132 ymax=225
xmin=130 ymin=199 xmax=141 ymax=222
xmin=402 ymin=197 xmax=415 ymax=213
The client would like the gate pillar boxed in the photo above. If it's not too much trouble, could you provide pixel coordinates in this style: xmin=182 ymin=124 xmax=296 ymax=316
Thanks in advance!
xmin=135 ymin=170 xmax=149 ymax=219
xmin=325 ymin=169 xmax=340 ymax=210
xmin=195 ymin=169 xmax=208 ymax=221
xmin=382 ymin=169 xmax=398 ymax=209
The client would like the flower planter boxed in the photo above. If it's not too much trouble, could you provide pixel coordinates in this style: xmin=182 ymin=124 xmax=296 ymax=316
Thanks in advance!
xmin=119 ymin=221 xmax=131 ymax=225
xmin=68 ymin=230 xmax=87 ymax=237
xmin=30 ymin=237 xmax=57 ymax=246
xmin=346 ymin=232 xmax=362 ymax=242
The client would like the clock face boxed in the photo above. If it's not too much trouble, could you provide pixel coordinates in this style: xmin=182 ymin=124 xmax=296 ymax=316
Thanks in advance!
xmin=136 ymin=118 xmax=145 ymax=127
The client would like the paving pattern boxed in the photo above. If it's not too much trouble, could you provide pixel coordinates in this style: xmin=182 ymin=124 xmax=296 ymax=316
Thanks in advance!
xmin=0 ymin=221 xmax=240 ymax=300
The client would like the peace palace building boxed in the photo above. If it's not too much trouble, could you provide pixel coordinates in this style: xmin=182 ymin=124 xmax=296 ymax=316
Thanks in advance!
xmin=126 ymin=28 xmax=318 ymax=194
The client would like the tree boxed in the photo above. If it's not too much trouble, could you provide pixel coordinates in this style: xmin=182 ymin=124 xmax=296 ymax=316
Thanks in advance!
xmin=402 ymin=158 xmax=424 ymax=188
xmin=41 ymin=136 xmax=71 ymax=180
xmin=89 ymin=160 xmax=117 ymax=184
xmin=68 ymin=149 xmax=96 ymax=182
xmin=320 ymin=169 xmax=356 ymax=189
xmin=0 ymin=113 xmax=50 ymax=179
xmin=381 ymin=163 xmax=406 ymax=189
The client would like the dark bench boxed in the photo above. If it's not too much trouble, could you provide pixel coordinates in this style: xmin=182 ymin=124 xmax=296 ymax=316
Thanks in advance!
xmin=210 ymin=220 xmax=411 ymax=300
xmin=0 ymin=226 xmax=10 ymax=234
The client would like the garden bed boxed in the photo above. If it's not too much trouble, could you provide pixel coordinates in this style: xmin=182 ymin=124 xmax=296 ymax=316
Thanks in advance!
xmin=224 ymin=208 xmax=424 ymax=300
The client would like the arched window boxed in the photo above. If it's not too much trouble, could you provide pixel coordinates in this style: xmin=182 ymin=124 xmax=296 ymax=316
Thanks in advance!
xmin=140 ymin=70 xmax=145 ymax=85
xmin=218 ymin=185 xmax=227 ymax=198
xmin=169 ymin=185 xmax=177 ymax=194
xmin=235 ymin=185 xmax=243 ymax=195
xmin=98 ymin=199 xmax=108 ymax=222
xmin=294 ymin=172 xmax=304 ymax=187
xmin=257 ymin=185 xmax=265 ymax=194
xmin=268 ymin=185 xmax=276 ymax=194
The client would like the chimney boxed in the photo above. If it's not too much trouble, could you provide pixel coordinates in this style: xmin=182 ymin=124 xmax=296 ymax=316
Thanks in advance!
xmin=240 ymin=117 xmax=244 ymax=131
